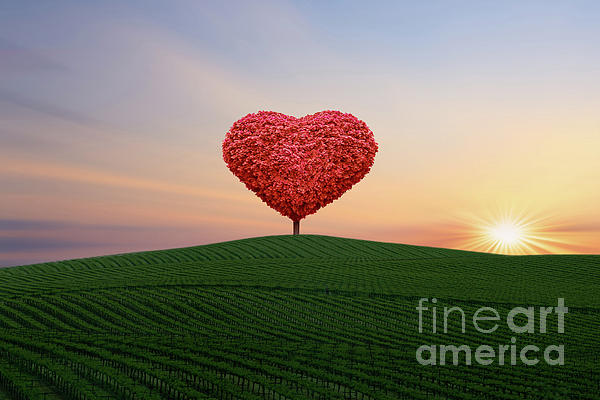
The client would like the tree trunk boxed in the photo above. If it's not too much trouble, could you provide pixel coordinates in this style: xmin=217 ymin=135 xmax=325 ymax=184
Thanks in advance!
xmin=293 ymin=220 xmax=300 ymax=235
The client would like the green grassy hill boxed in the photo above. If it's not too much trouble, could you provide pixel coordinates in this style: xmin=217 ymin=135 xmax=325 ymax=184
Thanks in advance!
xmin=0 ymin=235 xmax=598 ymax=399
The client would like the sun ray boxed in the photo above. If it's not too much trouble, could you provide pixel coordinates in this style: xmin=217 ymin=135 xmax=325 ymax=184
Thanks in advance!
xmin=451 ymin=208 xmax=574 ymax=255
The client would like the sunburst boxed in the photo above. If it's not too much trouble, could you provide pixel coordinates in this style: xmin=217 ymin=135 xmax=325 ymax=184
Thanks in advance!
xmin=453 ymin=208 xmax=570 ymax=255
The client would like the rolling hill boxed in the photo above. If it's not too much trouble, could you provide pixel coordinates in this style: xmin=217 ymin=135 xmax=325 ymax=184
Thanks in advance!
xmin=0 ymin=235 xmax=598 ymax=399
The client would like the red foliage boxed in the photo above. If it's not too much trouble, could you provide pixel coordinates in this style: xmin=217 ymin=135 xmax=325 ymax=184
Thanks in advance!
xmin=223 ymin=110 xmax=378 ymax=221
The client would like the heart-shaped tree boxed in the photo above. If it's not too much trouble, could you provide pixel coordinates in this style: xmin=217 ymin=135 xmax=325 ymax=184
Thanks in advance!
xmin=223 ymin=110 xmax=378 ymax=234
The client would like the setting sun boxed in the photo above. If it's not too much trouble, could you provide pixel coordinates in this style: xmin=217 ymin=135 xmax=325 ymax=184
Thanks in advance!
xmin=485 ymin=220 xmax=526 ymax=253
xmin=488 ymin=222 xmax=523 ymax=245
xmin=452 ymin=208 xmax=575 ymax=255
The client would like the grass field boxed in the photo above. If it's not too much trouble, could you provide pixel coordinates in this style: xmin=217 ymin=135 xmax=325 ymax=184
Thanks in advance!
xmin=0 ymin=235 xmax=598 ymax=399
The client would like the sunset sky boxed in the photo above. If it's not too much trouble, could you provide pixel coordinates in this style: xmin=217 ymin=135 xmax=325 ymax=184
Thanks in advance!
xmin=1 ymin=0 xmax=599 ymax=266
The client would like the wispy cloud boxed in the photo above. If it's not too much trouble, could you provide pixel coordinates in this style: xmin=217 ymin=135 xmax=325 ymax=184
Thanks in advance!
xmin=1 ymin=158 xmax=245 ymax=202
xmin=0 ymin=237 xmax=106 ymax=252
xmin=551 ymin=222 xmax=600 ymax=233
xmin=0 ymin=38 xmax=66 ymax=73
xmin=0 ymin=218 xmax=154 ymax=231
xmin=0 ymin=89 xmax=104 ymax=128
